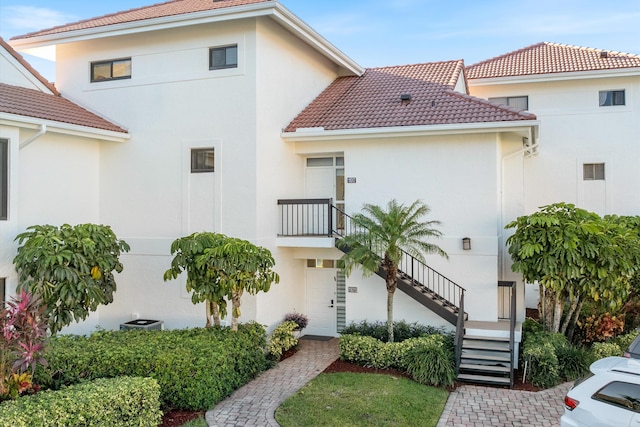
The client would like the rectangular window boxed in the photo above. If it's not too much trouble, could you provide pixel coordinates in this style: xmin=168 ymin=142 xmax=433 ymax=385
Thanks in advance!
xmin=599 ymin=90 xmax=625 ymax=106
xmin=307 ymin=259 xmax=335 ymax=268
xmin=0 ymin=139 xmax=7 ymax=220
xmin=488 ymin=96 xmax=529 ymax=110
xmin=91 ymin=58 xmax=131 ymax=82
xmin=191 ymin=148 xmax=214 ymax=173
xmin=209 ymin=45 xmax=238 ymax=70
xmin=584 ymin=163 xmax=605 ymax=180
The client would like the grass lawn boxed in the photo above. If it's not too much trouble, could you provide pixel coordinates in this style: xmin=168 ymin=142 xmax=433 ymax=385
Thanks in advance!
xmin=275 ymin=372 xmax=449 ymax=427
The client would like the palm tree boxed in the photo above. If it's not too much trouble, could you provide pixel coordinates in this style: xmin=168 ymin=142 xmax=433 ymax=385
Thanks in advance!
xmin=337 ymin=200 xmax=448 ymax=342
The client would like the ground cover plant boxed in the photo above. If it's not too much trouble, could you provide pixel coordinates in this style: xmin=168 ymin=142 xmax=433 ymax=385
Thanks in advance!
xmin=275 ymin=372 xmax=448 ymax=427
xmin=33 ymin=323 xmax=268 ymax=410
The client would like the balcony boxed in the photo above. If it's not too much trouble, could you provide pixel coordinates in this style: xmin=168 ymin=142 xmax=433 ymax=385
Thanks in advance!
xmin=276 ymin=198 xmax=339 ymax=248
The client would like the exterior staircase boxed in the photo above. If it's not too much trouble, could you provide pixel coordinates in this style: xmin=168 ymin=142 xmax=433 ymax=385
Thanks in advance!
xmin=458 ymin=334 xmax=512 ymax=387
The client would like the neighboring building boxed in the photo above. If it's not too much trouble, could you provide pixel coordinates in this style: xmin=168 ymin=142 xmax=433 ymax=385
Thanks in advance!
xmin=466 ymin=42 xmax=640 ymax=307
xmin=0 ymin=37 xmax=128 ymax=311
xmin=4 ymin=0 xmax=638 ymax=385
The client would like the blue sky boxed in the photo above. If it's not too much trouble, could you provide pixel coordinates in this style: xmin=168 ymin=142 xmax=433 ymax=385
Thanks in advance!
xmin=1 ymin=0 xmax=639 ymax=82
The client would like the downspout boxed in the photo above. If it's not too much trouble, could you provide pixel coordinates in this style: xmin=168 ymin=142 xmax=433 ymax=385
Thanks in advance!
xmin=19 ymin=124 xmax=47 ymax=150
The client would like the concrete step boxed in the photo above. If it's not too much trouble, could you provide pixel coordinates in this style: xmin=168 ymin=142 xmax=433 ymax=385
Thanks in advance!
xmin=464 ymin=335 xmax=509 ymax=342
xmin=461 ymin=352 xmax=511 ymax=363
xmin=462 ymin=340 xmax=510 ymax=351
xmin=459 ymin=363 xmax=510 ymax=374
xmin=457 ymin=373 xmax=511 ymax=386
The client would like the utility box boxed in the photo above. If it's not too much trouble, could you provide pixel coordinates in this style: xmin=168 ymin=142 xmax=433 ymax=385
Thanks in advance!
xmin=120 ymin=319 xmax=163 ymax=331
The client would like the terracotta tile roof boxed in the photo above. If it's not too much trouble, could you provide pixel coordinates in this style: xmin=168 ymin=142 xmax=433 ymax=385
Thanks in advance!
xmin=0 ymin=37 xmax=59 ymax=95
xmin=0 ymin=83 xmax=127 ymax=133
xmin=285 ymin=60 xmax=535 ymax=132
xmin=467 ymin=42 xmax=640 ymax=79
xmin=12 ymin=0 xmax=271 ymax=40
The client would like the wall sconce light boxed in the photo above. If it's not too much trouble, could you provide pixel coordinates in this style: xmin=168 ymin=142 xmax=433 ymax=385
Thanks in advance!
xmin=462 ymin=237 xmax=471 ymax=250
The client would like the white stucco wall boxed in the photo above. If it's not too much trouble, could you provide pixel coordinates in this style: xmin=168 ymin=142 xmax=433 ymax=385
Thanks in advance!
xmin=470 ymin=73 xmax=640 ymax=308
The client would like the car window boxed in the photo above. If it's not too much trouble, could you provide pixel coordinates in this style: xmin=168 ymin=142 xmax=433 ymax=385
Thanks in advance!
xmin=593 ymin=381 xmax=640 ymax=413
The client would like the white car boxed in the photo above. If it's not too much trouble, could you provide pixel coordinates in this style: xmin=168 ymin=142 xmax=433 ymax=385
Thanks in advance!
xmin=561 ymin=356 xmax=640 ymax=427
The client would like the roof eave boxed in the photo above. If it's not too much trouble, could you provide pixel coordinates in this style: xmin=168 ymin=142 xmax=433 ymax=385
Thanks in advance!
xmin=281 ymin=120 xmax=540 ymax=142
xmin=0 ymin=113 xmax=130 ymax=142
xmin=468 ymin=67 xmax=640 ymax=86
xmin=9 ymin=2 xmax=363 ymax=77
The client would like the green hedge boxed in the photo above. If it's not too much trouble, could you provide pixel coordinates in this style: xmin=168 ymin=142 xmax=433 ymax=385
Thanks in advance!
xmin=339 ymin=334 xmax=455 ymax=386
xmin=0 ymin=376 xmax=161 ymax=427
xmin=267 ymin=321 xmax=299 ymax=359
xmin=34 ymin=323 xmax=267 ymax=410
xmin=341 ymin=320 xmax=448 ymax=343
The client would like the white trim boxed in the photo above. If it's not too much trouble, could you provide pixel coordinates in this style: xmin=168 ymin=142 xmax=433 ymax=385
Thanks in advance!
xmin=0 ymin=47 xmax=55 ymax=94
xmin=282 ymin=121 xmax=540 ymax=142
xmin=0 ymin=113 xmax=129 ymax=142
xmin=9 ymin=3 xmax=363 ymax=77
xmin=468 ymin=67 xmax=640 ymax=86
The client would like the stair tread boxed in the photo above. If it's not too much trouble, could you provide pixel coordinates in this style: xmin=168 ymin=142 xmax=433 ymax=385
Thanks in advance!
xmin=461 ymin=353 xmax=511 ymax=362
xmin=457 ymin=373 xmax=511 ymax=385
xmin=463 ymin=335 xmax=510 ymax=342
xmin=463 ymin=342 xmax=510 ymax=351
xmin=459 ymin=363 xmax=510 ymax=373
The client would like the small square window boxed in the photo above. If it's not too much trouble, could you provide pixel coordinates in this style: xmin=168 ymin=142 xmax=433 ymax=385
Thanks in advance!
xmin=191 ymin=148 xmax=215 ymax=173
xmin=599 ymin=90 xmax=625 ymax=106
xmin=209 ymin=45 xmax=238 ymax=70
xmin=584 ymin=163 xmax=605 ymax=180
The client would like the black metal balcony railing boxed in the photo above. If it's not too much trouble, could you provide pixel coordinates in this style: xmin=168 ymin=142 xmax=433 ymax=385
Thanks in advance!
xmin=277 ymin=199 xmax=465 ymax=310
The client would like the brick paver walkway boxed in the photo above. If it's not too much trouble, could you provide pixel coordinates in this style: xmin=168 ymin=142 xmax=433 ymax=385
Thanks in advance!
xmin=437 ymin=381 xmax=572 ymax=427
xmin=206 ymin=337 xmax=339 ymax=427
xmin=206 ymin=336 xmax=572 ymax=427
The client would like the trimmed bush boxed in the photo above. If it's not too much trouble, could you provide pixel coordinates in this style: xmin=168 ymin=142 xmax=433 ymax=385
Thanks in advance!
xmin=267 ymin=321 xmax=299 ymax=359
xmin=34 ymin=323 xmax=267 ymax=410
xmin=341 ymin=320 xmax=447 ymax=343
xmin=0 ymin=376 xmax=161 ymax=427
xmin=591 ymin=342 xmax=622 ymax=359
xmin=339 ymin=333 xmax=455 ymax=386
xmin=523 ymin=341 xmax=560 ymax=389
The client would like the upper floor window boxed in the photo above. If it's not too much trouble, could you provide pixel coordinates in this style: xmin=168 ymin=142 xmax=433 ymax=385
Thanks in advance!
xmin=91 ymin=58 xmax=131 ymax=82
xmin=0 ymin=139 xmax=7 ymax=220
xmin=584 ymin=163 xmax=605 ymax=180
xmin=488 ymin=96 xmax=528 ymax=110
xmin=191 ymin=148 xmax=215 ymax=173
xmin=599 ymin=90 xmax=625 ymax=106
xmin=209 ymin=45 xmax=238 ymax=70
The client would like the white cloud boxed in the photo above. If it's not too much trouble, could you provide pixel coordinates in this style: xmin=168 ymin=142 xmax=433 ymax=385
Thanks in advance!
xmin=0 ymin=5 xmax=78 ymax=36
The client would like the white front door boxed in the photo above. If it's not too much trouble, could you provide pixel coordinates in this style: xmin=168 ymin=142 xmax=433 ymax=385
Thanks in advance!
xmin=305 ymin=266 xmax=337 ymax=336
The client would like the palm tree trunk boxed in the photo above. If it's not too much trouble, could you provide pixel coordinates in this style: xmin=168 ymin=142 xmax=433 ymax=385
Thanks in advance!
xmin=385 ymin=258 xmax=398 ymax=343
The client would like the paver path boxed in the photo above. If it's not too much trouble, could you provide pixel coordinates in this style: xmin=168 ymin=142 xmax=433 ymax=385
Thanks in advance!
xmin=207 ymin=336 xmax=572 ymax=427
xmin=437 ymin=381 xmax=572 ymax=427
xmin=206 ymin=337 xmax=339 ymax=427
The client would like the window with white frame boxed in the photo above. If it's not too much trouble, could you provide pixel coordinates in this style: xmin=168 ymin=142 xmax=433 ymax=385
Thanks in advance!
xmin=0 ymin=139 xmax=7 ymax=220
xmin=91 ymin=58 xmax=131 ymax=82
xmin=191 ymin=148 xmax=214 ymax=173
xmin=583 ymin=163 xmax=605 ymax=180
xmin=209 ymin=45 xmax=238 ymax=70
xmin=599 ymin=90 xmax=625 ymax=106
xmin=488 ymin=95 xmax=529 ymax=110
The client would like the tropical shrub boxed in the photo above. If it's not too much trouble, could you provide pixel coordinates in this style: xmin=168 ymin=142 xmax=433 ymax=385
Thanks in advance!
xmin=591 ymin=342 xmax=623 ymax=359
xmin=0 ymin=291 xmax=48 ymax=401
xmin=341 ymin=320 xmax=448 ymax=343
xmin=267 ymin=321 xmax=299 ymax=359
xmin=13 ymin=224 xmax=130 ymax=334
xmin=284 ymin=312 xmax=308 ymax=330
xmin=34 ymin=323 xmax=267 ymax=410
xmin=0 ymin=376 xmax=162 ymax=427
xmin=580 ymin=312 xmax=625 ymax=343
xmin=339 ymin=333 xmax=455 ymax=386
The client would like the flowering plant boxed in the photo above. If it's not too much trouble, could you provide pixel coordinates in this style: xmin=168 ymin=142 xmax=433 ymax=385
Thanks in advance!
xmin=284 ymin=312 xmax=308 ymax=330
xmin=0 ymin=290 xmax=48 ymax=400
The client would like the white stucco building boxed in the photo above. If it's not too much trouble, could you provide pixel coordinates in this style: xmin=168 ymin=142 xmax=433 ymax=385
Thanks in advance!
xmin=2 ymin=0 xmax=639 ymax=385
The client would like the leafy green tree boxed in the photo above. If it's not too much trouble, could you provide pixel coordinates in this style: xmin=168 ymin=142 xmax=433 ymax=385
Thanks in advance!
xmin=506 ymin=203 xmax=640 ymax=335
xmin=165 ymin=233 xmax=279 ymax=331
xmin=337 ymin=200 xmax=448 ymax=343
xmin=13 ymin=224 xmax=130 ymax=335
xmin=164 ymin=232 xmax=228 ymax=327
